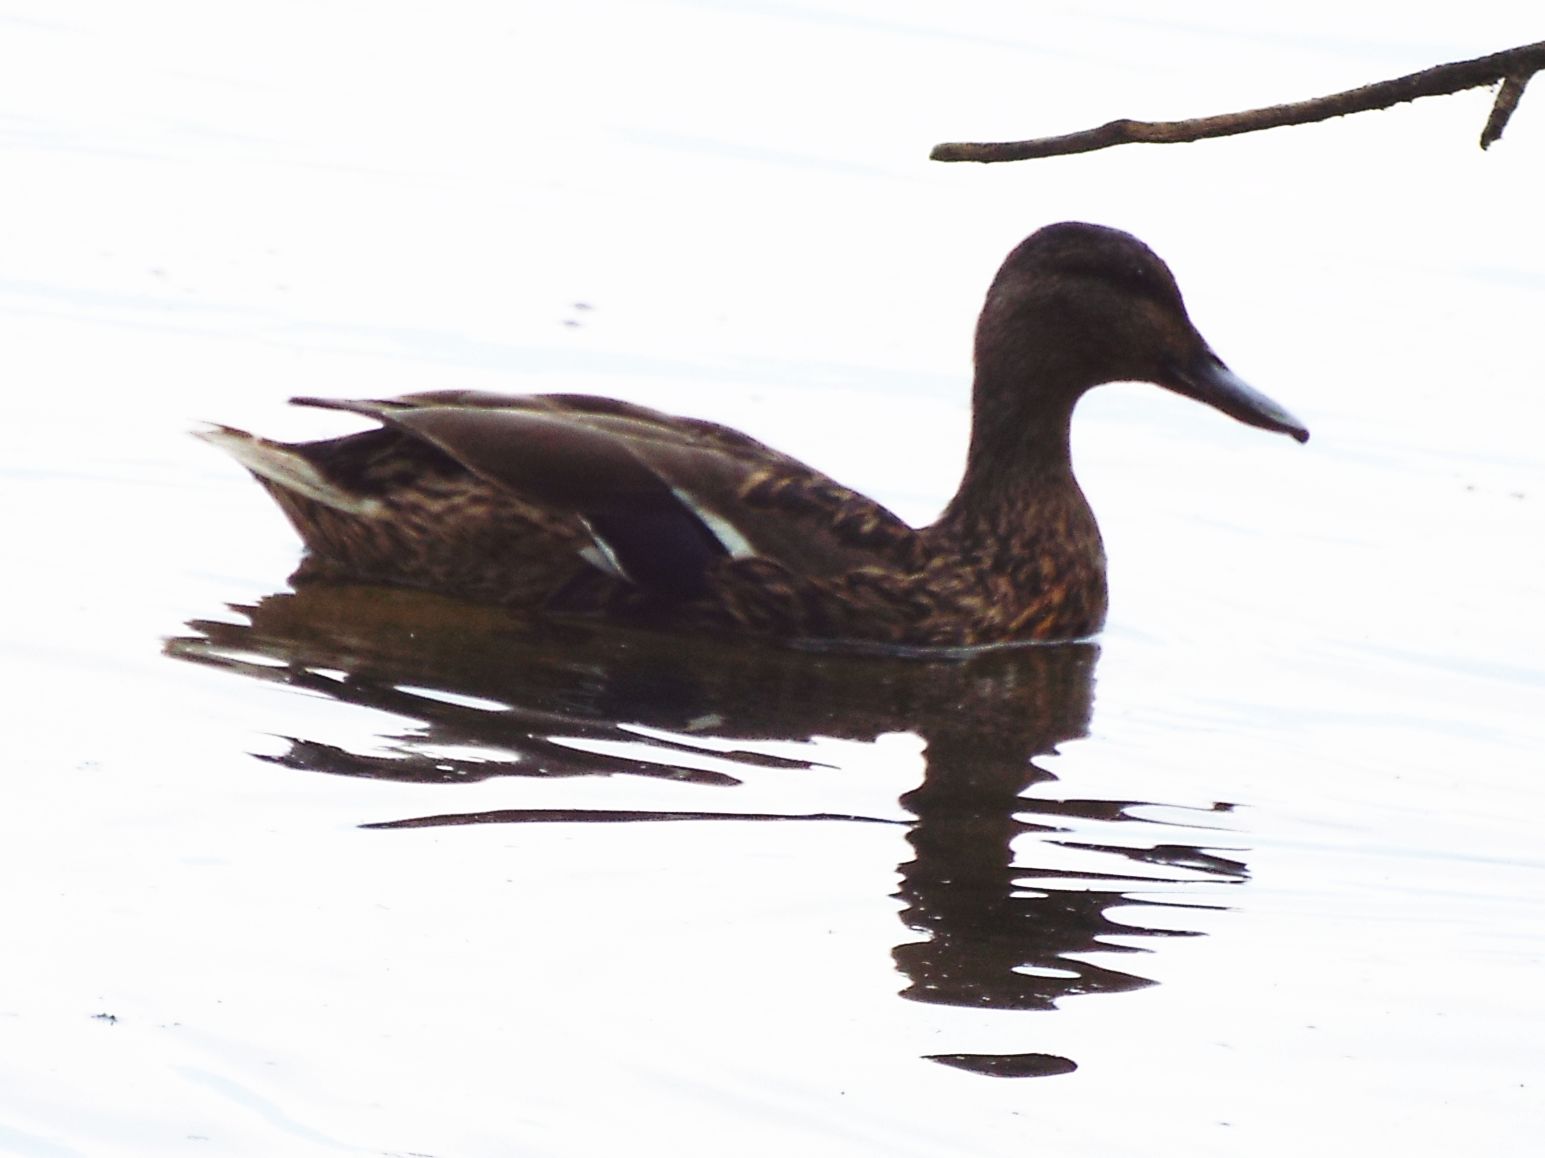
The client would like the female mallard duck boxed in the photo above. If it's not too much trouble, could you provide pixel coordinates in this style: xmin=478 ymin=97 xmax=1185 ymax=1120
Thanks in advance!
xmin=201 ymin=222 xmax=1307 ymax=648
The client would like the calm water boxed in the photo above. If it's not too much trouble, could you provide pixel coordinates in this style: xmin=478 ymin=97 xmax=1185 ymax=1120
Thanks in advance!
xmin=4 ymin=2 xmax=1544 ymax=1155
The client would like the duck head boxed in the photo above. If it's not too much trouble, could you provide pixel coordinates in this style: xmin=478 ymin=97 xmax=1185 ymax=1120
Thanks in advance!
xmin=973 ymin=221 xmax=1309 ymax=445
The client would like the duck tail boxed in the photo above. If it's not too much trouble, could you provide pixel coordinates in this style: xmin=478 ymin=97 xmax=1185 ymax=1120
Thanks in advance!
xmin=194 ymin=424 xmax=384 ymax=517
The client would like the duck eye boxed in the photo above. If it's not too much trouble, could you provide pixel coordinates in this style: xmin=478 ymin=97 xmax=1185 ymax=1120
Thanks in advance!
xmin=1111 ymin=261 xmax=1182 ymax=310
xmin=1106 ymin=262 xmax=1153 ymax=297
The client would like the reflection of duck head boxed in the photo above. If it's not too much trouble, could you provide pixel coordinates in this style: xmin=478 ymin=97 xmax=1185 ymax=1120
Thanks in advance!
xmin=169 ymin=586 xmax=1247 ymax=1079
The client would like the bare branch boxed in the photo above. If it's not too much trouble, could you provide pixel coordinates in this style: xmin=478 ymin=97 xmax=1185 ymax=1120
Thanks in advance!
xmin=1481 ymin=72 xmax=1531 ymax=149
xmin=931 ymin=40 xmax=1545 ymax=164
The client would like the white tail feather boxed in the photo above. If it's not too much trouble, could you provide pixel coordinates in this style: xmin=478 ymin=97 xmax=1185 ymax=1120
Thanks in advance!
xmin=195 ymin=425 xmax=385 ymax=517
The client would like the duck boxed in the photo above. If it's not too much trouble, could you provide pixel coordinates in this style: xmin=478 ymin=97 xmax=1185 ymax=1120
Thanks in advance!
xmin=199 ymin=222 xmax=1308 ymax=649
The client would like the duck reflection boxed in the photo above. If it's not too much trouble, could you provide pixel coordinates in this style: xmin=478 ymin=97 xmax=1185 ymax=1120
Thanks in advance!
xmin=168 ymin=586 xmax=1247 ymax=1078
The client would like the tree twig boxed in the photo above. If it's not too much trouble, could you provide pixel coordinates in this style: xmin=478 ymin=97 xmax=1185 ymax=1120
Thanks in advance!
xmin=931 ymin=40 xmax=1544 ymax=163
xmin=1481 ymin=71 xmax=1531 ymax=149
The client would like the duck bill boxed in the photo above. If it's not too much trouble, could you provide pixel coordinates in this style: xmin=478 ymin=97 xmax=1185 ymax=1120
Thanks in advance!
xmin=1162 ymin=351 xmax=1309 ymax=443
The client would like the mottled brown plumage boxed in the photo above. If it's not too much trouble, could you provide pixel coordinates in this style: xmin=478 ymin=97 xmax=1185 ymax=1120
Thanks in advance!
xmin=199 ymin=222 xmax=1308 ymax=649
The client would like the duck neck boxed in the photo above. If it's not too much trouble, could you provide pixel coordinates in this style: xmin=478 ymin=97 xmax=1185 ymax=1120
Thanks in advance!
xmin=932 ymin=370 xmax=1093 ymax=557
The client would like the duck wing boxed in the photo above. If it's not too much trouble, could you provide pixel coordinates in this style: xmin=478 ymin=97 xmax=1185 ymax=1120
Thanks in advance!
xmin=292 ymin=392 xmax=920 ymax=602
